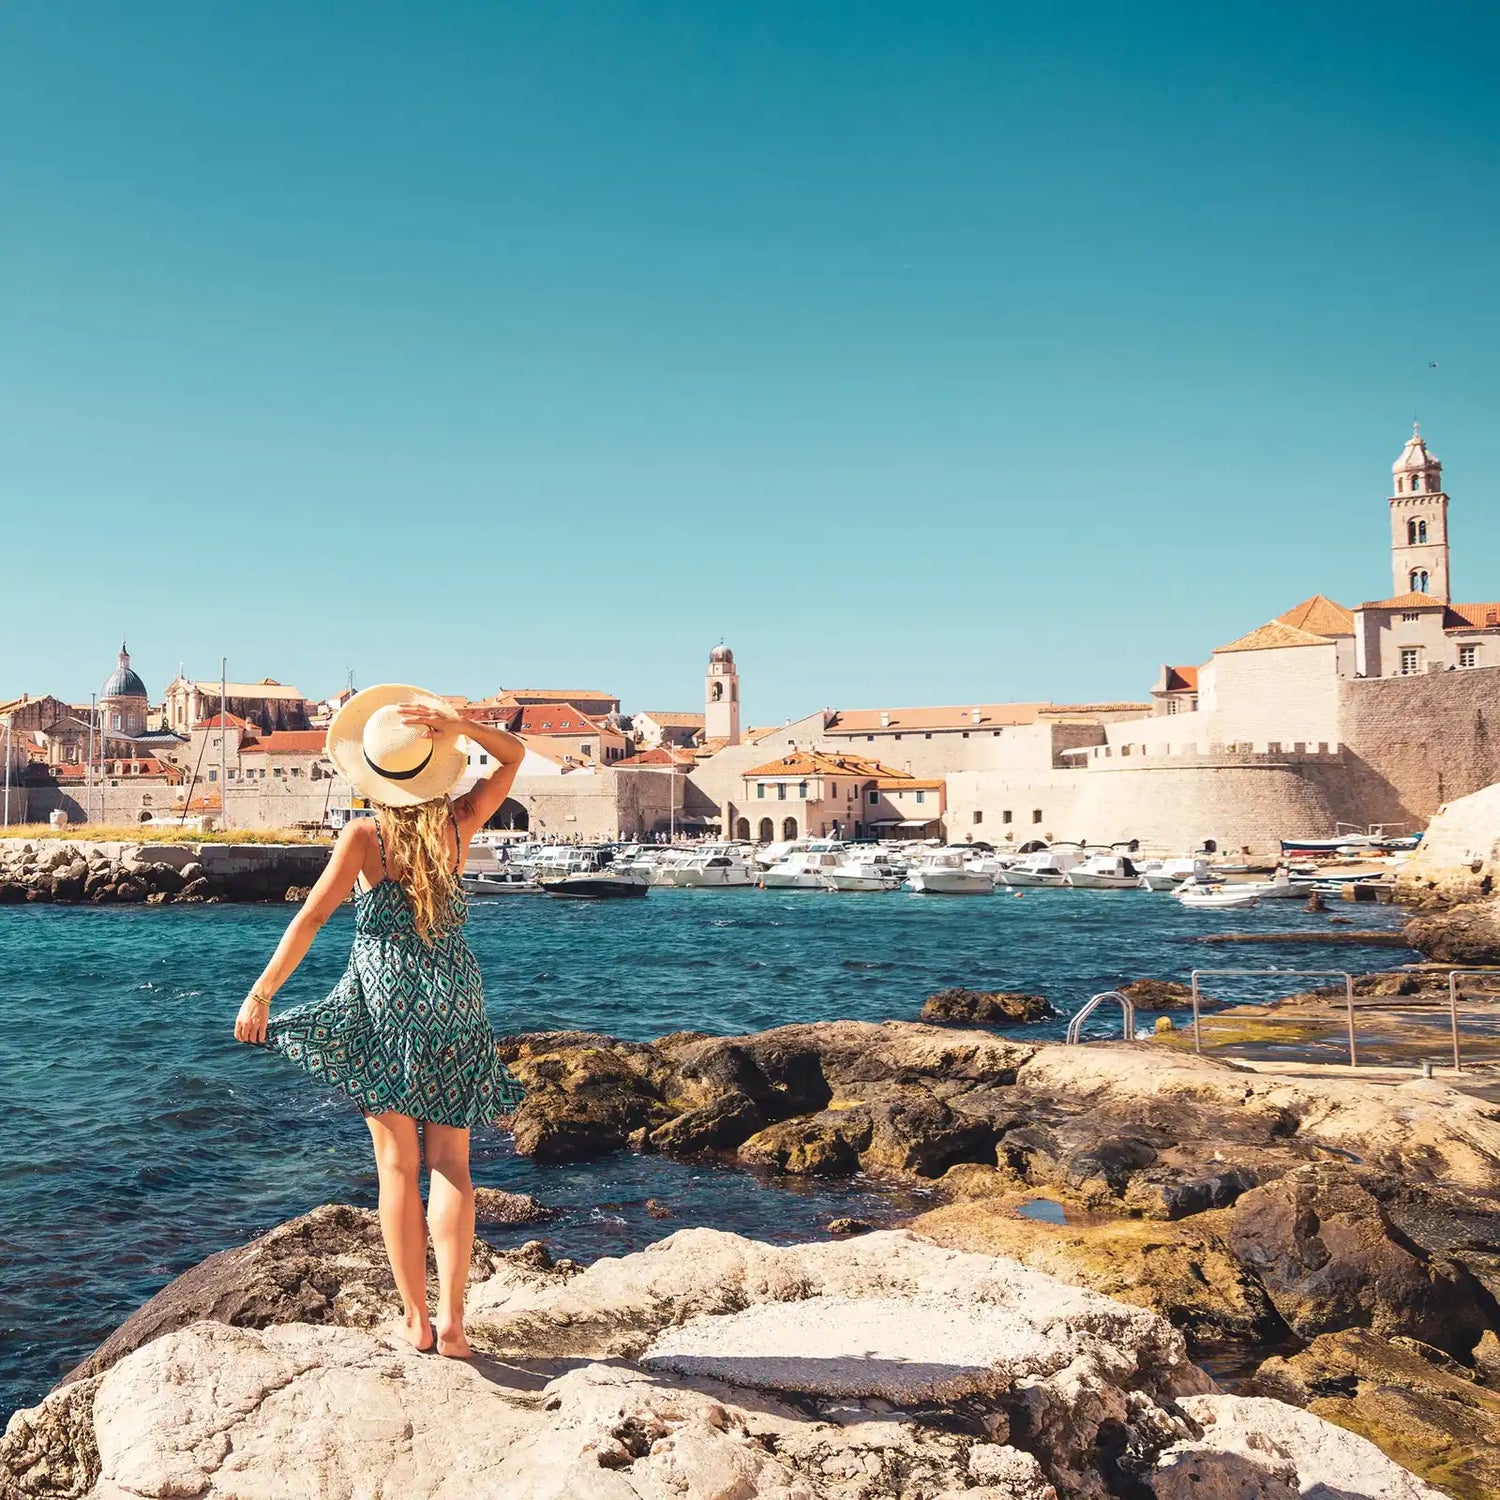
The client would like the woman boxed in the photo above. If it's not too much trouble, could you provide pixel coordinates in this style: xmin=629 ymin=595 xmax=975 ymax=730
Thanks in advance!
xmin=234 ymin=686 xmax=527 ymax=1359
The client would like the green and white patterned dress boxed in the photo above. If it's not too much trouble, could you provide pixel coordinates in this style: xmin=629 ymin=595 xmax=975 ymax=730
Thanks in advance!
xmin=263 ymin=812 xmax=525 ymax=1127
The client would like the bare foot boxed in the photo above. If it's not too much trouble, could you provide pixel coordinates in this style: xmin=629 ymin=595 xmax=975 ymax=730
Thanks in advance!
xmin=435 ymin=1319 xmax=472 ymax=1359
xmin=392 ymin=1311 xmax=434 ymax=1353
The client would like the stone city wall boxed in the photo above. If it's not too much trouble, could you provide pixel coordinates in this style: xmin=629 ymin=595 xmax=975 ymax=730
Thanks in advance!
xmin=1339 ymin=665 xmax=1500 ymax=828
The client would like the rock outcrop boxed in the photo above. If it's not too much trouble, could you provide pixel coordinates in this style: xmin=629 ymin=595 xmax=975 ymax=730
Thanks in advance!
xmin=1397 ymin=781 xmax=1500 ymax=909
xmin=919 ymin=988 xmax=1056 ymax=1025
xmin=0 ymin=1222 xmax=1444 ymax=1500
xmin=0 ymin=839 xmax=329 ymax=907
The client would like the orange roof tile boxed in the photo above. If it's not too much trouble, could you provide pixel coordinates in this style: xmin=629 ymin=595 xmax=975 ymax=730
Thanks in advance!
xmin=1161 ymin=666 xmax=1199 ymax=692
xmin=240 ymin=731 xmax=327 ymax=756
xmin=743 ymin=750 xmax=910 ymax=780
xmin=1444 ymin=602 xmax=1500 ymax=630
xmin=192 ymin=712 xmax=252 ymax=731
xmin=1216 ymin=620 xmax=1336 ymax=653
xmin=515 ymin=703 xmax=607 ymax=736
xmin=614 ymin=747 xmax=697 ymax=768
xmin=1277 ymin=595 xmax=1354 ymax=636
xmin=1357 ymin=591 xmax=1446 ymax=610
xmin=639 ymin=711 xmax=705 ymax=728
xmin=874 ymin=778 xmax=945 ymax=791
xmin=827 ymin=703 xmax=1049 ymax=732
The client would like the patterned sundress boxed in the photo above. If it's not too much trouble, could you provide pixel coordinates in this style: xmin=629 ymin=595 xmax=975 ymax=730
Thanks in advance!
xmin=262 ymin=810 xmax=525 ymax=1128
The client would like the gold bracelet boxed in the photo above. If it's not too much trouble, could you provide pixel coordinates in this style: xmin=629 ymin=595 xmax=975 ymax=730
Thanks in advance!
xmin=247 ymin=992 xmax=271 ymax=1009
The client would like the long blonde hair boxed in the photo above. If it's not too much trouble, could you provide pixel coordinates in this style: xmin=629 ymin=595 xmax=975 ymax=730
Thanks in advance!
xmin=378 ymin=799 xmax=460 ymax=943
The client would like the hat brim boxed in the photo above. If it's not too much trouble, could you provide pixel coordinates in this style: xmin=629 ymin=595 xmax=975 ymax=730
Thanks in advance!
xmin=327 ymin=684 xmax=468 ymax=809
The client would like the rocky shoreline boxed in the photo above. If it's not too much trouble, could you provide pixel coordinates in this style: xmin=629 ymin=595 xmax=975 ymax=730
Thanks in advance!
xmin=6 ymin=1018 xmax=1499 ymax=1497
xmin=0 ymin=839 xmax=328 ymax=906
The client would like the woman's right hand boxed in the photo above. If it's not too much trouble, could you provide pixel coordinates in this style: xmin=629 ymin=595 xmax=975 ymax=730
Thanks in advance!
xmin=234 ymin=993 xmax=271 ymax=1045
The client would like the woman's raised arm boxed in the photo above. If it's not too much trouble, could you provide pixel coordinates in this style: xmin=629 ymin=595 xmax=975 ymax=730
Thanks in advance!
xmin=397 ymin=701 xmax=525 ymax=845
xmin=233 ymin=820 xmax=369 ymax=1044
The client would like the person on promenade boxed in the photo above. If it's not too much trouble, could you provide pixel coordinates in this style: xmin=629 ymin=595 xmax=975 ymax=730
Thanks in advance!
xmin=233 ymin=686 xmax=526 ymax=1359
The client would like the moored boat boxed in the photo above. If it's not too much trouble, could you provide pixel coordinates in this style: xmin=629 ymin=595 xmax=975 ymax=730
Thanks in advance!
xmin=1174 ymin=883 xmax=1261 ymax=910
xmin=1065 ymin=852 xmax=1144 ymax=890
xmin=906 ymin=848 xmax=995 ymax=895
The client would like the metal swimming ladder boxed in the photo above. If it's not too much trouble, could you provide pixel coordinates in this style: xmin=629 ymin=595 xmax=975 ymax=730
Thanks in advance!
xmin=1444 ymin=970 xmax=1500 ymax=1073
xmin=1065 ymin=990 xmax=1136 ymax=1045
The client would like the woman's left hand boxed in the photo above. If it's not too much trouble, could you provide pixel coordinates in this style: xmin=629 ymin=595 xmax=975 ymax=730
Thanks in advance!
xmin=397 ymin=699 xmax=463 ymax=738
xmin=234 ymin=994 xmax=271 ymax=1045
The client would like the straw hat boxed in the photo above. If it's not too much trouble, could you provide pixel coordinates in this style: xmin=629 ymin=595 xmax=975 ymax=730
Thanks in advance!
xmin=326 ymin=684 xmax=467 ymax=808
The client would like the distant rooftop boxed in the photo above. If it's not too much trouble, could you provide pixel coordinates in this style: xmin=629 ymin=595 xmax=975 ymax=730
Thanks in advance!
xmin=1277 ymin=594 xmax=1354 ymax=637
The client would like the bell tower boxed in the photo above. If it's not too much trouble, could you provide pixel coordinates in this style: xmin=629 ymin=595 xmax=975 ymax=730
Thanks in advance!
xmin=1389 ymin=424 xmax=1451 ymax=601
xmin=705 ymin=643 xmax=741 ymax=745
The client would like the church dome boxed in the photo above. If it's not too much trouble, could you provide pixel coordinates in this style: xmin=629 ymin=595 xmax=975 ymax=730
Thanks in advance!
xmin=102 ymin=641 xmax=148 ymax=700
xmin=1393 ymin=426 xmax=1440 ymax=473
xmin=709 ymin=643 xmax=735 ymax=665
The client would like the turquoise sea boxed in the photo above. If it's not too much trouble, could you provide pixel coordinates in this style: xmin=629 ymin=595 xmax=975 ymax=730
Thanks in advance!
xmin=0 ymin=888 xmax=1410 ymax=1418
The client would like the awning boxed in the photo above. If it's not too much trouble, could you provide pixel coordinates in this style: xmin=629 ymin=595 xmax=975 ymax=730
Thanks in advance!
xmin=899 ymin=818 xmax=937 ymax=828
xmin=868 ymin=817 xmax=904 ymax=826
xmin=676 ymin=816 xmax=720 ymax=827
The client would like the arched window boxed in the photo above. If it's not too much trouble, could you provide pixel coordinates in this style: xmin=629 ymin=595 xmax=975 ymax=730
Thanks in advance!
xmin=1410 ymin=569 xmax=1429 ymax=593
xmin=782 ymin=816 xmax=798 ymax=840
xmin=735 ymin=817 xmax=750 ymax=841
xmin=1411 ymin=474 xmax=1422 ymax=492
xmin=1418 ymin=520 xmax=1428 ymax=543
xmin=1407 ymin=519 xmax=1419 ymax=545
xmin=711 ymin=681 xmax=723 ymax=701
xmin=758 ymin=817 xmax=774 ymax=843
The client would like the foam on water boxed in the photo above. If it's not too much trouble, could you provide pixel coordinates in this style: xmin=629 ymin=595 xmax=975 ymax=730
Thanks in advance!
xmin=0 ymin=887 xmax=1408 ymax=1417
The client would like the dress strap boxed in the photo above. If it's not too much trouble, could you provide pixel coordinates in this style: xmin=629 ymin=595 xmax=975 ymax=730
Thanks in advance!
xmin=372 ymin=814 xmax=389 ymax=878
xmin=447 ymin=799 xmax=463 ymax=870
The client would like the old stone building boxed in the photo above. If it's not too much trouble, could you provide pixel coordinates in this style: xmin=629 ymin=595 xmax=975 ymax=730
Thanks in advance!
xmin=164 ymin=675 xmax=310 ymax=735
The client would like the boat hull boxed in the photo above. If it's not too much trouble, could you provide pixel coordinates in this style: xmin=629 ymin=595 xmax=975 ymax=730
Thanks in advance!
xmin=908 ymin=872 xmax=994 ymax=895
xmin=1066 ymin=872 xmax=1143 ymax=889
xmin=657 ymin=868 xmax=754 ymax=887
xmin=1175 ymin=891 xmax=1261 ymax=910
xmin=824 ymin=872 xmax=900 ymax=892
xmin=999 ymin=870 xmax=1069 ymax=887
xmin=539 ymin=876 xmax=649 ymax=900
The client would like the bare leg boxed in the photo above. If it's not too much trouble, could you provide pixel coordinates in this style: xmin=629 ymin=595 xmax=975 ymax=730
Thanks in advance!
xmin=364 ymin=1112 xmax=431 ymax=1351
xmin=422 ymin=1121 xmax=475 ymax=1358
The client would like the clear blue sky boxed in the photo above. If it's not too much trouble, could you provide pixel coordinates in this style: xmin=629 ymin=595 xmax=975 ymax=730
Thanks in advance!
xmin=3 ymin=2 xmax=1497 ymax=723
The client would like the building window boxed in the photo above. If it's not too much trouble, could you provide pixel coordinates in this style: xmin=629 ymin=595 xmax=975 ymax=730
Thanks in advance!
xmin=1410 ymin=569 xmax=1429 ymax=592
xmin=580 ymin=743 xmax=591 ymax=757
xmin=1166 ymin=699 xmax=1179 ymax=716
xmin=274 ymin=767 xmax=284 ymax=778
xmin=1032 ymin=809 xmax=1043 ymax=824
xmin=1002 ymin=810 xmax=1013 ymax=824
xmin=1460 ymin=645 xmax=1479 ymax=668
xmin=866 ymin=735 xmax=874 ymax=742
xmin=1412 ymin=474 xmax=1422 ymax=492
xmin=915 ymin=790 xmax=925 ymax=804
xmin=1400 ymin=647 xmax=1422 ymax=676
xmin=868 ymin=790 xmax=878 ymax=804
xmin=777 ymin=784 xmax=787 ymax=801
xmin=757 ymin=783 xmax=766 ymax=799
xmin=207 ymin=770 xmax=217 ymax=782
xmin=924 ymin=732 xmax=932 ymax=740
xmin=798 ymin=781 xmax=808 ymax=798
xmin=478 ymin=753 xmax=489 ymax=765
xmin=893 ymin=733 xmax=901 ymax=741
xmin=1402 ymin=611 xmax=1421 ymax=622
xmin=973 ymin=810 xmax=983 ymax=825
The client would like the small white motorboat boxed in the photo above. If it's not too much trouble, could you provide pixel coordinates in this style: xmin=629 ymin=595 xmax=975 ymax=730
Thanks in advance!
xmin=1174 ymin=883 xmax=1262 ymax=910
xmin=1000 ymin=845 xmax=1088 ymax=887
xmin=761 ymin=845 xmax=845 ymax=889
xmin=906 ymin=849 xmax=995 ymax=895
xmin=1066 ymin=852 xmax=1145 ymax=890
xmin=823 ymin=850 xmax=904 ymax=892
xmin=654 ymin=843 xmax=756 ymax=887
xmin=461 ymin=869 xmax=543 ymax=896
xmin=1137 ymin=856 xmax=1212 ymax=892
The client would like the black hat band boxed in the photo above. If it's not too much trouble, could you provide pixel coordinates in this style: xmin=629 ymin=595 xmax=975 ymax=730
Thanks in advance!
xmin=364 ymin=744 xmax=434 ymax=782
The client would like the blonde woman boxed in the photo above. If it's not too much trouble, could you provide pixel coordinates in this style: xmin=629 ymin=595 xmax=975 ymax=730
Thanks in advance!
xmin=234 ymin=687 xmax=527 ymax=1359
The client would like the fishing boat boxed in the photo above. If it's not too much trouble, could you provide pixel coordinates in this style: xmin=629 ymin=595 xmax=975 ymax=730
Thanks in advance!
xmin=535 ymin=848 xmax=650 ymax=899
xmin=906 ymin=848 xmax=995 ymax=895
xmin=1065 ymin=852 xmax=1144 ymax=890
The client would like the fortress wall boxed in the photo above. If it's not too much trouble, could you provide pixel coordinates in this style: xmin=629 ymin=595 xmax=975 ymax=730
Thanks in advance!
xmin=1068 ymin=760 xmax=1346 ymax=855
xmin=1339 ymin=667 xmax=1500 ymax=826
xmin=940 ymin=768 xmax=1088 ymax=847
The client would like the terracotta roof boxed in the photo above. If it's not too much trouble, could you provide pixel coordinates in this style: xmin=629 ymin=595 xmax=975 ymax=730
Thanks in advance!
xmin=1161 ymin=666 xmax=1199 ymax=692
xmin=694 ymin=736 xmax=734 ymax=759
xmin=515 ymin=703 xmax=607 ymax=736
xmin=614 ymin=747 xmax=697 ymax=768
xmin=638 ymin=711 xmax=706 ymax=728
xmin=744 ymin=750 xmax=910 ymax=780
xmin=1357 ymin=591 xmax=1446 ymax=610
xmin=1444 ymin=602 xmax=1500 ymax=631
xmin=1277 ymin=595 xmax=1354 ymax=636
xmin=827 ymin=703 xmax=1049 ymax=733
xmin=1216 ymin=620 xmax=1336 ymax=654
xmin=874 ymin=778 xmax=945 ymax=791
xmin=192 ymin=712 xmax=252 ymax=731
xmin=239 ymin=731 xmax=327 ymax=756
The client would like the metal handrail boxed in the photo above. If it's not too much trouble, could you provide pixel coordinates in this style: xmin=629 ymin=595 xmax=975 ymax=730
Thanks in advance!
xmin=1190 ymin=968 xmax=1358 ymax=1067
xmin=1065 ymin=990 xmax=1136 ymax=1045
xmin=1444 ymin=970 xmax=1500 ymax=1073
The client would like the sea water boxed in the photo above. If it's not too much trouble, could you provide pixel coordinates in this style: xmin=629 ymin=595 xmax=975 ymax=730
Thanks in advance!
xmin=0 ymin=887 xmax=1408 ymax=1416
